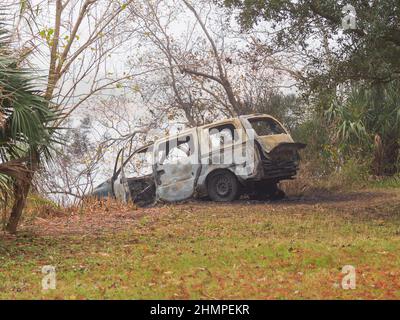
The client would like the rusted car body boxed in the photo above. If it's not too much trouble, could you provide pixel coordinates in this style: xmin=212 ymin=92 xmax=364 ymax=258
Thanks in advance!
xmin=90 ymin=114 xmax=305 ymax=204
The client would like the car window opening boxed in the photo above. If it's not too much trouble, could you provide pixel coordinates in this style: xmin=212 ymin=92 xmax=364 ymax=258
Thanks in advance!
xmin=249 ymin=118 xmax=286 ymax=136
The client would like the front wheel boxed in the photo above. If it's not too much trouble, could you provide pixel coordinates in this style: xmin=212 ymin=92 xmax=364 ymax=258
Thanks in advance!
xmin=207 ymin=170 xmax=239 ymax=202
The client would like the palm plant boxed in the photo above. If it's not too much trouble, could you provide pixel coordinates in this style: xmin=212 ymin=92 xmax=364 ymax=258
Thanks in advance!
xmin=326 ymin=81 xmax=400 ymax=175
xmin=326 ymin=87 xmax=370 ymax=150
xmin=0 ymin=24 xmax=59 ymax=233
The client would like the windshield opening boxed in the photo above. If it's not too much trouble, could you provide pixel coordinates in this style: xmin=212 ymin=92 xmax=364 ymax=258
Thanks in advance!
xmin=125 ymin=146 xmax=154 ymax=177
xmin=248 ymin=117 xmax=286 ymax=136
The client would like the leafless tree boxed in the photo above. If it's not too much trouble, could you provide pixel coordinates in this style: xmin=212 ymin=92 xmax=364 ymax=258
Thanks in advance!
xmin=36 ymin=94 xmax=157 ymax=205
xmin=128 ymin=0 xmax=300 ymax=127
xmin=8 ymin=0 xmax=142 ymax=210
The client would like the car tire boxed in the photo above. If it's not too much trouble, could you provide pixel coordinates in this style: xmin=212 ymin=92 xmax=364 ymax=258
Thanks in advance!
xmin=207 ymin=170 xmax=239 ymax=202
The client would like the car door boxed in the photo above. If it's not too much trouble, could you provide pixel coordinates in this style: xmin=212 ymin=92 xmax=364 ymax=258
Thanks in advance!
xmin=207 ymin=122 xmax=241 ymax=166
xmin=203 ymin=121 xmax=254 ymax=177
xmin=112 ymin=144 xmax=154 ymax=203
xmin=154 ymin=128 xmax=201 ymax=202
xmin=112 ymin=148 xmax=130 ymax=202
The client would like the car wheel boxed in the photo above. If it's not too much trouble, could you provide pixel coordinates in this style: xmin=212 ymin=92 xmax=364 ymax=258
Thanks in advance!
xmin=207 ymin=170 xmax=239 ymax=202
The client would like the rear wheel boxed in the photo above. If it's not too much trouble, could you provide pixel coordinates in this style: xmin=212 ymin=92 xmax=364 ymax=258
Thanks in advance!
xmin=207 ymin=170 xmax=239 ymax=202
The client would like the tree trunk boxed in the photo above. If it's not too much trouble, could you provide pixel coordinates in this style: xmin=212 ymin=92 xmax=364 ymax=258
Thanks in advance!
xmin=372 ymin=134 xmax=384 ymax=176
xmin=5 ymin=179 xmax=31 ymax=234
xmin=382 ymin=137 xmax=400 ymax=175
xmin=5 ymin=150 xmax=39 ymax=234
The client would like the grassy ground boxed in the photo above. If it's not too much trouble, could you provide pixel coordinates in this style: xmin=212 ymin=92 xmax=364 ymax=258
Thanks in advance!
xmin=0 ymin=188 xmax=400 ymax=299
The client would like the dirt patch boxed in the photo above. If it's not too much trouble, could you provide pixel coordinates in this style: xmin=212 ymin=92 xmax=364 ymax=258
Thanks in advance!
xmin=17 ymin=189 xmax=400 ymax=237
xmin=20 ymin=206 xmax=166 ymax=237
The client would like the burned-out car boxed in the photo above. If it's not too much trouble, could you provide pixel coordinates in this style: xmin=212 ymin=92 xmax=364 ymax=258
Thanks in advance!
xmin=90 ymin=114 xmax=306 ymax=205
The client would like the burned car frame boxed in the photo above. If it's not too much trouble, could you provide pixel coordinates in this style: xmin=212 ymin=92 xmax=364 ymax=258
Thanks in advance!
xmin=90 ymin=114 xmax=306 ymax=205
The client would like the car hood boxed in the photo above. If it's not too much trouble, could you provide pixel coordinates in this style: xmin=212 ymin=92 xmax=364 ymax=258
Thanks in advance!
xmin=257 ymin=134 xmax=295 ymax=153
